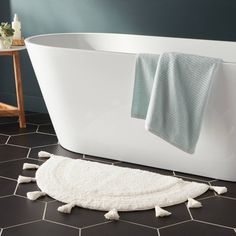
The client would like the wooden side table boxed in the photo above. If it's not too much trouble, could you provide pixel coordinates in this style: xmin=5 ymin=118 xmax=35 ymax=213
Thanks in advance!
xmin=0 ymin=46 xmax=26 ymax=128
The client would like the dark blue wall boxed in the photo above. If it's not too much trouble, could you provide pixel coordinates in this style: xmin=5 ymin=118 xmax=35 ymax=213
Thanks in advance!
xmin=1 ymin=0 xmax=236 ymax=112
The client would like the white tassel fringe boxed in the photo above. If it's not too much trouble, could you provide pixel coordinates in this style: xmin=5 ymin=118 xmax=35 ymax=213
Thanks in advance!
xmin=155 ymin=206 xmax=171 ymax=217
xmin=187 ymin=198 xmax=202 ymax=208
xmin=27 ymin=191 xmax=46 ymax=201
xmin=58 ymin=202 xmax=76 ymax=214
xmin=23 ymin=163 xmax=39 ymax=170
xmin=38 ymin=151 xmax=51 ymax=158
xmin=104 ymin=209 xmax=120 ymax=220
xmin=210 ymin=186 xmax=227 ymax=195
xmin=17 ymin=175 xmax=36 ymax=184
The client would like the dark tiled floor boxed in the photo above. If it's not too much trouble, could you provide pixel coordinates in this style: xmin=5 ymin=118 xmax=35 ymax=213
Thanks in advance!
xmin=0 ymin=112 xmax=235 ymax=236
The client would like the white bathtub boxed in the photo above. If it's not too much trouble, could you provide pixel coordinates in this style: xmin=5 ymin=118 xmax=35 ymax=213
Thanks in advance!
xmin=25 ymin=33 xmax=236 ymax=181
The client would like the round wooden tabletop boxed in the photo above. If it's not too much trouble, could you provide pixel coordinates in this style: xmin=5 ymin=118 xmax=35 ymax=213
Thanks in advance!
xmin=0 ymin=46 xmax=26 ymax=52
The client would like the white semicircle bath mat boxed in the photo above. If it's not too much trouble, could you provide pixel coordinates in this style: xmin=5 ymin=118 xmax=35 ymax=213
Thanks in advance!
xmin=37 ymin=153 xmax=211 ymax=211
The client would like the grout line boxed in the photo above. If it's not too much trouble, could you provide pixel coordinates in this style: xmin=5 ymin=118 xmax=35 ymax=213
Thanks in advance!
xmin=5 ymin=136 xmax=11 ymax=144
xmin=158 ymin=219 xmax=192 ymax=230
xmin=0 ymin=133 xmax=9 ymax=137
xmin=29 ymin=143 xmax=58 ymax=149
xmin=0 ymin=157 xmax=27 ymax=164
xmin=42 ymin=202 xmax=47 ymax=220
xmin=174 ymin=174 xmax=210 ymax=183
xmin=14 ymin=194 xmax=49 ymax=203
xmin=26 ymin=148 xmax=32 ymax=158
xmin=193 ymin=219 xmax=235 ymax=230
xmin=10 ymin=132 xmax=37 ymax=137
xmin=78 ymin=228 xmax=81 ymax=236
xmin=157 ymin=229 xmax=161 ymax=236
xmin=43 ymin=219 xmax=79 ymax=230
xmin=3 ymin=219 xmax=42 ymax=230
xmin=25 ymin=122 xmax=41 ymax=126
xmin=27 ymin=157 xmax=45 ymax=162
xmin=36 ymin=125 xmax=40 ymax=132
xmin=81 ymin=221 xmax=112 ymax=230
xmin=218 ymin=195 xmax=236 ymax=201
xmin=0 ymin=195 xmax=14 ymax=199
xmin=196 ymin=195 xmax=216 ymax=201
xmin=37 ymin=131 xmax=57 ymax=137
xmin=0 ymin=175 xmax=17 ymax=182
xmin=118 ymin=219 xmax=157 ymax=230
xmin=13 ymin=183 xmax=19 ymax=195
xmin=6 ymin=143 xmax=29 ymax=149
xmin=234 ymin=228 xmax=236 ymax=234
xmin=185 ymin=204 xmax=193 ymax=220
xmin=0 ymin=228 xmax=2 ymax=236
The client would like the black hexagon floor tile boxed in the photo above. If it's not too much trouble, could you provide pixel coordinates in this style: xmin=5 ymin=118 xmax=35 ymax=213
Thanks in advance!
xmin=120 ymin=203 xmax=190 ymax=228
xmin=2 ymin=220 xmax=79 ymax=236
xmin=0 ymin=158 xmax=42 ymax=180
xmin=211 ymin=180 xmax=236 ymax=199
xmin=0 ymin=195 xmax=44 ymax=228
xmin=0 ymin=123 xmax=38 ymax=135
xmin=8 ymin=133 xmax=58 ymax=148
xmin=26 ymin=113 xmax=51 ymax=125
xmin=45 ymin=201 xmax=106 ymax=228
xmin=190 ymin=197 xmax=236 ymax=228
xmin=38 ymin=124 xmax=56 ymax=135
xmin=159 ymin=221 xmax=236 ymax=236
xmin=114 ymin=162 xmax=173 ymax=176
xmin=0 ymin=145 xmax=29 ymax=162
xmin=81 ymin=221 xmax=157 ymax=236
xmin=16 ymin=182 xmax=54 ymax=202
xmin=174 ymin=171 xmax=214 ymax=182
xmin=0 ymin=117 xmax=18 ymax=124
xmin=29 ymin=144 xmax=83 ymax=160
xmin=0 ymin=135 xmax=8 ymax=144
xmin=0 ymin=177 xmax=16 ymax=196
xmin=84 ymin=155 xmax=117 ymax=164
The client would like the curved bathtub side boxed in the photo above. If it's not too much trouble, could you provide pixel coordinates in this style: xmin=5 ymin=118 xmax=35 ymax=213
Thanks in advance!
xmin=26 ymin=35 xmax=236 ymax=181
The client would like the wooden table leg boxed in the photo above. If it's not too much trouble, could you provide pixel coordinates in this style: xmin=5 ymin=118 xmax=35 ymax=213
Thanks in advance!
xmin=13 ymin=51 xmax=26 ymax=128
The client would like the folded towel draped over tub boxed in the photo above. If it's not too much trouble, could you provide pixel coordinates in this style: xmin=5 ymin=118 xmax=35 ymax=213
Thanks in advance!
xmin=131 ymin=52 xmax=221 ymax=154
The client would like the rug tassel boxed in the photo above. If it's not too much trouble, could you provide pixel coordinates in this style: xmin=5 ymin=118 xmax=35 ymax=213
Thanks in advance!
xmin=58 ymin=202 xmax=76 ymax=214
xmin=17 ymin=175 xmax=36 ymax=184
xmin=23 ymin=163 xmax=40 ymax=170
xmin=155 ymin=206 xmax=171 ymax=217
xmin=104 ymin=209 xmax=120 ymax=220
xmin=210 ymin=186 xmax=227 ymax=195
xmin=187 ymin=198 xmax=202 ymax=208
xmin=38 ymin=151 xmax=51 ymax=158
xmin=27 ymin=191 xmax=46 ymax=201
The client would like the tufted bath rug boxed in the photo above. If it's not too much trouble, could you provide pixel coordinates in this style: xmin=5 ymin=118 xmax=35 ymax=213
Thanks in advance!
xmin=18 ymin=152 xmax=227 ymax=219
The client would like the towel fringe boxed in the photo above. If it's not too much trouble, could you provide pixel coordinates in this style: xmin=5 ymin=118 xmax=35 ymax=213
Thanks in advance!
xmin=57 ymin=202 xmax=76 ymax=214
xmin=210 ymin=186 xmax=227 ymax=195
xmin=27 ymin=191 xmax=46 ymax=201
xmin=38 ymin=151 xmax=51 ymax=158
xmin=17 ymin=175 xmax=36 ymax=184
xmin=23 ymin=163 xmax=39 ymax=170
xmin=155 ymin=206 xmax=171 ymax=217
xmin=187 ymin=198 xmax=202 ymax=208
xmin=104 ymin=209 xmax=120 ymax=220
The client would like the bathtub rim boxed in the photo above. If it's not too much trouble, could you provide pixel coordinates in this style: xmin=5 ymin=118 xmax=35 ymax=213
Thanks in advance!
xmin=25 ymin=32 xmax=236 ymax=63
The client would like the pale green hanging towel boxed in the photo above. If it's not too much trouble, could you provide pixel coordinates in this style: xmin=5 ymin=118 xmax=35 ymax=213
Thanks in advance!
xmin=131 ymin=52 xmax=221 ymax=154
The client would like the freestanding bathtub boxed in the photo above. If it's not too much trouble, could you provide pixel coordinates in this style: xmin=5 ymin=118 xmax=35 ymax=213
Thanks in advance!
xmin=25 ymin=33 xmax=236 ymax=181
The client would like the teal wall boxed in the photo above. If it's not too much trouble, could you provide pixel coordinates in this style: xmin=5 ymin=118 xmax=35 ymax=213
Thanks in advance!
xmin=1 ymin=0 xmax=236 ymax=112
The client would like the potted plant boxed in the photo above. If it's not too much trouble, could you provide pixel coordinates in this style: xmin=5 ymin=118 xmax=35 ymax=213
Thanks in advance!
xmin=0 ymin=22 xmax=15 ymax=49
